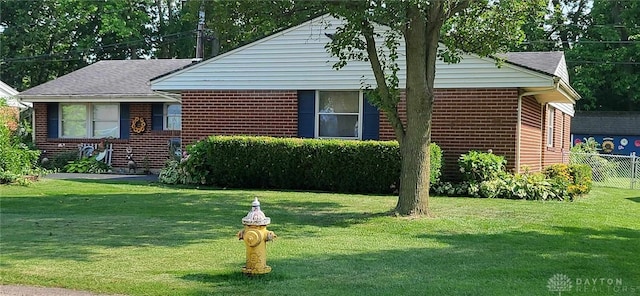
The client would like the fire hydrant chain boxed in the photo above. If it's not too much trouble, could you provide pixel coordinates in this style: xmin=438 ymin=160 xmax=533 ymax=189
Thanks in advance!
xmin=237 ymin=197 xmax=276 ymax=275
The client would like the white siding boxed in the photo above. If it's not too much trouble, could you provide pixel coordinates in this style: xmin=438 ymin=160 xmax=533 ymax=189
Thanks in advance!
xmin=550 ymin=103 xmax=575 ymax=117
xmin=152 ymin=15 xmax=554 ymax=91
xmin=554 ymin=55 xmax=570 ymax=84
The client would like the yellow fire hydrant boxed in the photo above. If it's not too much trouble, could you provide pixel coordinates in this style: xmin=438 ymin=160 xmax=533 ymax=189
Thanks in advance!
xmin=237 ymin=197 xmax=276 ymax=275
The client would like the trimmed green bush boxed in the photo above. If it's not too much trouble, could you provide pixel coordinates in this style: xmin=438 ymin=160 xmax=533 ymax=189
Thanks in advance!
xmin=429 ymin=143 xmax=443 ymax=185
xmin=172 ymin=136 xmax=442 ymax=194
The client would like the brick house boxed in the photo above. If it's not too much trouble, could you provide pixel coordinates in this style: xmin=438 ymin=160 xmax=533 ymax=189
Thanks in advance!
xmin=150 ymin=15 xmax=580 ymax=177
xmin=19 ymin=15 xmax=580 ymax=177
xmin=18 ymin=59 xmax=193 ymax=171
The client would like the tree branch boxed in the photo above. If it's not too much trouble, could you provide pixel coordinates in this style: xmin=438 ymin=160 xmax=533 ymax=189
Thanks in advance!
xmin=361 ymin=20 xmax=406 ymax=142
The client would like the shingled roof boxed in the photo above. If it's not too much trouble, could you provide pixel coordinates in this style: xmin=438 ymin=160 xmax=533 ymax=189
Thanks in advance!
xmin=19 ymin=59 xmax=192 ymax=99
xmin=499 ymin=52 xmax=570 ymax=84
xmin=571 ymin=111 xmax=640 ymax=136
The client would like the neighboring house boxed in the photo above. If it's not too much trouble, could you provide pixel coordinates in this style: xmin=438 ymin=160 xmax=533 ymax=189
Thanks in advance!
xmin=19 ymin=15 xmax=581 ymax=177
xmin=1 ymin=80 xmax=31 ymax=110
xmin=150 ymin=15 xmax=580 ymax=177
xmin=571 ymin=111 xmax=640 ymax=155
xmin=18 ymin=59 xmax=193 ymax=170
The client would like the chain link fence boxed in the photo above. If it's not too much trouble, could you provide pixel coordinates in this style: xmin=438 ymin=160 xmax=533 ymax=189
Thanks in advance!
xmin=563 ymin=152 xmax=639 ymax=189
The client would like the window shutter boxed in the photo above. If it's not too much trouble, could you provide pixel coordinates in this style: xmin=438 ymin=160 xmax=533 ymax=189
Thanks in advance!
xmin=297 ymin=90 xmax=315 ymax=138
xmin=120 ymin=103 xmax=130 ymax=139
xmin=152 ymin=103 xmax=164 ymax=131
xmin=362 ymin=96 xmax=379 ymax=140
xmin=47 ymin=103 xmax=59 ymax=138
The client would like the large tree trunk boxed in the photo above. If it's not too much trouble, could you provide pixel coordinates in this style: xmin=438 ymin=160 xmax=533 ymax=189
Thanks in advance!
xmin=394 ymin=7 xmax=439 ymax=216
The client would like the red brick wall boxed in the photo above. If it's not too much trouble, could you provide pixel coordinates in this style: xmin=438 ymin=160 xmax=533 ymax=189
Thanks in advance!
xmin=32 ymin=89 xmax=572 ymax=176
xmin=380 ymin=88 xmax=519 ymax=178
xmin=542 ymin=105 xmax=571 ymax=167
xmin=519 ymin=96 xmax=543 ymax=172
xmin=180 ymin=90 xmax=298 ymax=145
xmin=33 ymin=102 xmax=180 ymax=171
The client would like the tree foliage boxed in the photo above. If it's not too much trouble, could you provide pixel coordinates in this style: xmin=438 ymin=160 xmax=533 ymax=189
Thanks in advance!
xmin=568 ymin=0 xmax=640 ymax=111
xmin=325 ymin=0 xmax=542 ymax=215
xmin=0 ymin=0 xmax=153 ymax=91
xmin=512 ymin=0 xmax=639 ymax=111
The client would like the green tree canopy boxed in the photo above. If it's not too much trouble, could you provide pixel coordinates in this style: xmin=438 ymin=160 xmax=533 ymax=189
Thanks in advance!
xmin=0 ymin=0 xmax=153 ymax=91
xmin=568 ymin=0 xmax=640 ymax=111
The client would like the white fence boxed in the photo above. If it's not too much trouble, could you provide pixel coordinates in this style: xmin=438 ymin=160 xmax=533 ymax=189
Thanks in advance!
xmin=563 ymin=152 xmax=639 ymax=190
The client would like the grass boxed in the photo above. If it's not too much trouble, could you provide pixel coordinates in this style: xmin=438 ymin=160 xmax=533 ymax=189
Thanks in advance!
xmin=1 ymin=179 xmax=639 ymax=296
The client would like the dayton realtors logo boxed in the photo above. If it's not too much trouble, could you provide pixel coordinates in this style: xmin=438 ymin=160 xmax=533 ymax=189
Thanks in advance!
xmin=547 ymin=274 xmax=573 ymax=295
xmin=547 ymin=274 xmax=638 ymax=295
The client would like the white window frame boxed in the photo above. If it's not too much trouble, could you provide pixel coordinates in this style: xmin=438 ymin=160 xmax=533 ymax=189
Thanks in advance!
xmin=547 ymin=106 xmax=555 ymax=147
xmin=164 ymin=103 xmax=181 ymax=131
xmin=59 ymin=103 xmax=120 ymax=139
xmin=315 ymin=90 xmax=362 ymax=140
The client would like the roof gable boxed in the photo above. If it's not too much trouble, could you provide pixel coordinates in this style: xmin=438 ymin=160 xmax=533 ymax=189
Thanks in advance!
xmin=151 ymin=15 xmax=559 ymax=91
xmin=0 ymin=80 xmax=31 ymax=109
xmin=0 ymin=80 xmax=18 ymax=98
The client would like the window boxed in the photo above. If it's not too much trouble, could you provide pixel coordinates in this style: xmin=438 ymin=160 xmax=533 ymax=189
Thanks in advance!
xmin=165 ymin=104 xmax=181 ymax=130
xmin=60 ymin=103 xmax=119 ymax=138
xmin=316 ymin=91 xmax=361 ymax=139
xmin=547 ymin=106 xmax=554 ymax=147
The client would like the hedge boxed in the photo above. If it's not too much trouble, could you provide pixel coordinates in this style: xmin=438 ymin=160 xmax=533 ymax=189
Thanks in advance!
xmin=177 ymin=136 xmax=442 ymax=194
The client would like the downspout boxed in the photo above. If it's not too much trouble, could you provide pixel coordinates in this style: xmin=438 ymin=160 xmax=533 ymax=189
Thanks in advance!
xmin=31 ymin=108 xmax=36 ymax=144
xmin=517 ymin=80 xmax=560 ymax=173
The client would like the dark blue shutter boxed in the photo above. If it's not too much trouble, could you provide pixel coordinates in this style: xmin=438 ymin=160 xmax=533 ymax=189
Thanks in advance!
xmin=47 ymin=103 xmax=59 ymax=138
xmin=362 ymin=95 xmax=379 ymax=140
xmin=152 ymin=103 xmax=164 ymax=131
xmin=119 ymin=103 xmax=130 ymax=139
xmin=297 ymin=90 xmax=315 ymax=138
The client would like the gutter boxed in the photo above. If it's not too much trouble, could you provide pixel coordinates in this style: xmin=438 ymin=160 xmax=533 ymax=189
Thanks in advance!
xmin=516 ymin=80 xmax=559 ymax=173
xmin=18 ymin=94 xmax=176 ymax=103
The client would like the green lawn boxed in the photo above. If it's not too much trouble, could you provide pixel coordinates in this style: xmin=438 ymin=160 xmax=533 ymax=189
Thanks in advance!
xmin=1 ymin=179 xmax=639 ymax=296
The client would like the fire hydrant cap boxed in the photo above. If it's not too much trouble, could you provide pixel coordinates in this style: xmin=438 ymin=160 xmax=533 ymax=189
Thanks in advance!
xmin=242 ymin=197 xmax=271 ymax=225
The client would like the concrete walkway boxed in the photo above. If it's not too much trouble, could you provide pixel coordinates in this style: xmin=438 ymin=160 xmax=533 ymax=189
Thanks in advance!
xmin=44 ymin=173 xmax=158 ymax=182
xmin=0 ymin=285 xmax=125 ymax=296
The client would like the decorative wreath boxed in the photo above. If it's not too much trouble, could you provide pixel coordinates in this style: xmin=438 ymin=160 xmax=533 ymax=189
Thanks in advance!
xmin=131 ymin=117 xmax=147 ymax=134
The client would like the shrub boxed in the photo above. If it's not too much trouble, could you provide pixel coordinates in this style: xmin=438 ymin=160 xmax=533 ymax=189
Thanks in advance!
xmin=64 ymin=156 xmax=110 ymax=173
xmin=158 ymin=159 xmax=190 ymax=184
xmin=41 ymin=151 xmax=78 ymax=171
xmin=0 ymin=100 xmax=42 ymax=184
xmin=431 ymin=181 xmax=470 ymax=197
xmin=458 ymin=151 xmax=506 ymax=183
xmin=172 ymin=136 xmax=443 ymax=194
xmin=429 ymin=143 xmax=443 ymax=185
xmin=544 ymin=163 xmax=592 ymax=198
xmin=568 ymin=164 xmax=592 ymax=195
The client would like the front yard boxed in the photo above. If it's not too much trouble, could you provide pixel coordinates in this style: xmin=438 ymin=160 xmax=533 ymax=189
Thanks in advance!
xmin=0 ymin=179 xmax=638 ymax=295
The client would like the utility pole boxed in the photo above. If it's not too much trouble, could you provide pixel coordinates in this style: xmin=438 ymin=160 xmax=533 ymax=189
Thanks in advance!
xmin=195 ymin=5 xmax=205 ymax=60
